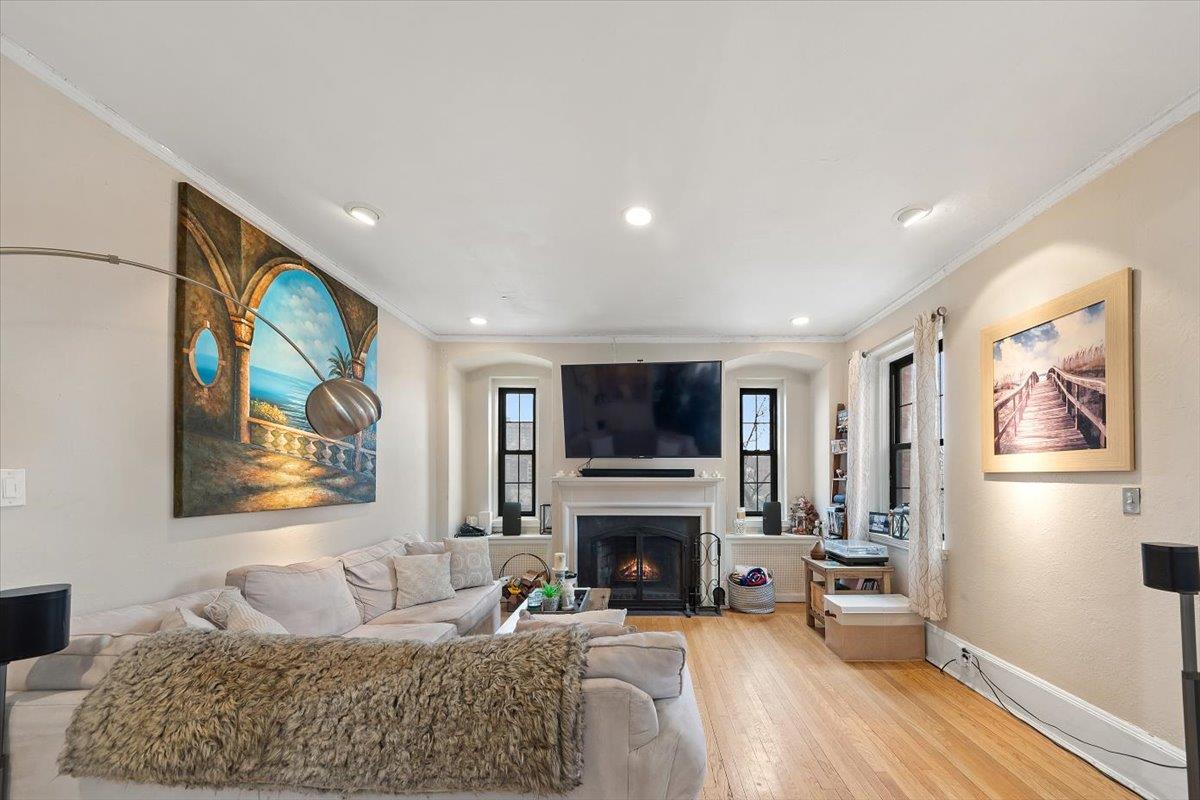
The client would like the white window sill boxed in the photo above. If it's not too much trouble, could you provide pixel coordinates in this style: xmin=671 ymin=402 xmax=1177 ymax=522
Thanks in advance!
xmin=870 ymin=532 xmax=909 ymax=551
xmin=727 ymin=533 xmax=818 ymax=543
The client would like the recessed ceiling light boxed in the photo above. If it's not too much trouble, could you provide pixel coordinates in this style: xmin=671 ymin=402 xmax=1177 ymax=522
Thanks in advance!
xmin=790 ymin=316 xmax=811 ymax=327
xmin=895 ymin=206 xmax=932 ymax=228
xmin=345 ymin=204 xmax=381 ymax=226
xmin=469 ymin=316 xmax=488 ymax=326
xmin=623 ymin=206 xmax=653 ymax=227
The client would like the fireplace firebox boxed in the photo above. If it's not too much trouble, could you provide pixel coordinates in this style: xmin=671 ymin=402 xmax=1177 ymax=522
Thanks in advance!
xmin=576 ymin=516 xmax=701 ymax=614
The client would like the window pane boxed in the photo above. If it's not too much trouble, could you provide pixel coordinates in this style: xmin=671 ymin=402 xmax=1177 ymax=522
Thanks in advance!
xmin=505 ymin=422 xmax=518 ymax=449
xmin=898 ymin=363 xmax=914 ymax=405
xmin=742 ymin=455 xmax=757 ymax=483
xmin=519 ymin=392 xmax=533 ymax=422
xmin=896 ymin=450 xmax=911 ymax=494
xmin=518 ymin=454 xmax=533 ymax=482
xmin=741 ymin=422 xmax=755 ymax=450
xmin=743 ymin=482 xmax=760 ymax=512
xmin=504 ymin=483 xmax=519 ymax=503
xmin=518 ymin=484 xmax=533 ymax=513
xmin=756 ymin=394 xmax=772 ymax=423
xmin=756 ymin=455 xmax=772 ymax=487
xmin=504 ymin=454 xmax=518 ymax=483
xmin=896 ymin=487 xmax=910 ymax=507
xmin=505 ymin=392 xmax=519 ymax=422
xmin=741 ymin=393 xmax=756 ymax=421
xmin=897 ymin=403 xmax=912 ymax=443
xmin=519 ymin=422 xmax=533 ymax=450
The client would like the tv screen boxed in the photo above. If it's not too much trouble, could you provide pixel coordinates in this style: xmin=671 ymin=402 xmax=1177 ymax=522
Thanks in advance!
xmin=561 ymin=361 xmax=722 ymax=458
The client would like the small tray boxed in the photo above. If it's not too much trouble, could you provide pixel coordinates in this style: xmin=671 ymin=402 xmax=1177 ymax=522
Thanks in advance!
xmin=528 ymin=587 xmax=591 ymax=615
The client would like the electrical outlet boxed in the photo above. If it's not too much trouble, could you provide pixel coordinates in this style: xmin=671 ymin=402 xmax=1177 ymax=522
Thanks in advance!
xmin=1122 ymin=487 xmax=1141 ymax=515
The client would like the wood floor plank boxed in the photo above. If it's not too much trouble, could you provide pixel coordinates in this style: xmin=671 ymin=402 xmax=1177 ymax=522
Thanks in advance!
xmin=634 ymin=605 xmax=1136 ymax=800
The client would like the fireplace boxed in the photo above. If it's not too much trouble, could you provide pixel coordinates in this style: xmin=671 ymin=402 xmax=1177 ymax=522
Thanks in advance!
xmin=576 ymin=516 xmax=700 ymax=614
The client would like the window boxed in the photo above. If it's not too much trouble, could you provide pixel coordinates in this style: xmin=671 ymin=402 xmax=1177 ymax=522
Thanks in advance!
xmin=498 ymin=388 xmax=536 ymax=516
xmin=888 ymin=344 xmax=944 ymax=517
xmin=739 ymin=389 xmax=778 ymax=515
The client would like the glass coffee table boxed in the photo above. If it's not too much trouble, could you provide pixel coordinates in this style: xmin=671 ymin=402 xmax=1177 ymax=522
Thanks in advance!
xmin=496 ymin=588 xmax=611 ymax=634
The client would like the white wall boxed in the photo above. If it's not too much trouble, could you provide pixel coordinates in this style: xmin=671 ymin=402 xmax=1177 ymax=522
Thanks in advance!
xmin=846 ymin=113 xmax=1200 ymax=748
xmin=435 ymin=341 xmax=845 ymax=537
xmin=0 ymin=57 xmax=439 ymax=614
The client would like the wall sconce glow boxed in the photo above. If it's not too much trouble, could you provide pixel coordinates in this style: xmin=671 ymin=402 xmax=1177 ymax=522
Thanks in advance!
xmin=790 ymin=316 xmax=811 ymax=327
xmin=623 ymin=206 xmax=653 ymax=227
xmin=894 ymin=206 xmax=932 ymax=228
xmin=469 ymin=316 xmax=488 ymax=326
xmin=345 ymin=204 xmax=381 ymax=226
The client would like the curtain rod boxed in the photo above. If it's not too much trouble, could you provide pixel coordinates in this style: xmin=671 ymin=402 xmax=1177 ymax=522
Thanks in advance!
xmin=853 ymin=306 xmax=947 ymax=360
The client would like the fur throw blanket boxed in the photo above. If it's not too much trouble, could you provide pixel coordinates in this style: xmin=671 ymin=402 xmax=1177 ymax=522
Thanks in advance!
xmin=60 ymin=628 xmax=588 ymax=795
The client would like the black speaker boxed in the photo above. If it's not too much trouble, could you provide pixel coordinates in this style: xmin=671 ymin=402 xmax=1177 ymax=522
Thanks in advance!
xmin=502 ymin=502 xmax=522 ymax=536
xmin=1142 ymin=542 xmax=1200 ymax=594
xmin=762 ymin=501 xmax=782 ymax=536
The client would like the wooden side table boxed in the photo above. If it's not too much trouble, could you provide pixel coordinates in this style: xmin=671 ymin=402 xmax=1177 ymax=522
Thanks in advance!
xmin=801 ymin=555 xmax=894 ymax=631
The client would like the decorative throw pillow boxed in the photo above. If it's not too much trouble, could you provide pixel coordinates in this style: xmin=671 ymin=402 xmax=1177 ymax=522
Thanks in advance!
xmin=515 ymin=612 xmax=636 ymax=639
xmin=224 ymin=556 xmax=360 ymax=636
xmin=23 ymin=634 xmax=149 ymax=691
xmin=203 ymin=588 xmax=288 ymax=634
xmin=405 ymin=540 xmax=446 ymax=556
xmin=391 ymin=553 xmax=455 ymax=610
xmin=443 ymin=537 xmax=493 ymax=590
xmin=158 ymin=607 xmax=217 ymax=632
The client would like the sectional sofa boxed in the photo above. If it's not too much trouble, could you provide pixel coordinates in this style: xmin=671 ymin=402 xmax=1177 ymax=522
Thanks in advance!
xmin=4 ymin=536 xmax=707 ymax=800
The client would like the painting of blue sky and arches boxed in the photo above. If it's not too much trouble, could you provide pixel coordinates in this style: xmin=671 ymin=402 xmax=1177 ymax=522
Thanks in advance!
xmin=174 ymin=184 xmax=378 ymax=517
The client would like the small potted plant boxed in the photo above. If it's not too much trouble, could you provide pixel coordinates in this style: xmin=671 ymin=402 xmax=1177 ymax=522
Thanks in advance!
xmin=541 ymin=582 xmax=562 ymax=612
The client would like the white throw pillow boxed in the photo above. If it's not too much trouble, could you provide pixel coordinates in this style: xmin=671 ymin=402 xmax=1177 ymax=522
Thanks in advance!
xmin=443 ymin=537 xmax=493 ymax=590
xmin=158 ymin=607 xmax=217 ymax=632
xmin=224 ymin=556 xmax=361 ymax=636
xmin=338 ymin=538 xmax=406 ymax=622
xmin=405 ymin=540 xmax=446 ymax=556
xmin=391 ymin=553 xmax=456 ymax=610
xmin=203 ymin=588 xmax=288 ymax=634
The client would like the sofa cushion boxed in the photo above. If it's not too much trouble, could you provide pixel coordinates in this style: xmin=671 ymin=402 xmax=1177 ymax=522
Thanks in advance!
xmin=225 ymin=556 xmax=360 ymax=636
xmin=368 ymin=581 xmax=501 ymax=635
xmin=405 ymin=540 xmax=446 ymax=556
xmin=392 ymin=553 xmax=456 ymax=609
xmin=342 ymin=622 xmax=458 ymax=644
xmin=443 ymin=537 xmax=493 ymax=590
xmin=157 ymin=607 xmax=217 ymax=632
xmin=19 ymin=634 xmax=149 ymax=691
xmin=203 ymin=588 xmax=289 ymax=634
xmin=70 ymin=589 xmax=222 ymax=636
xmin=585 ymin=631 xmax=688 ymax=700
xmin=338 ymin=538 xmax=405 ymax=622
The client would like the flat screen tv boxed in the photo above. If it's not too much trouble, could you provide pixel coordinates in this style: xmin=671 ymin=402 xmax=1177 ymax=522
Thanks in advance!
xmin=561 ymin=361 xmax=722 ymax=458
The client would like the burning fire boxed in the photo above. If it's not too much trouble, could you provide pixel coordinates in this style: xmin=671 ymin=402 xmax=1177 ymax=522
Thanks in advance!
xmin=615 ymin=555 xmax=661 ymax=582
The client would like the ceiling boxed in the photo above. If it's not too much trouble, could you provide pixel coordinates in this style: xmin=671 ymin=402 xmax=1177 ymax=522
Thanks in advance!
xmin=1 ymin=2 xmax=1197 ymax=339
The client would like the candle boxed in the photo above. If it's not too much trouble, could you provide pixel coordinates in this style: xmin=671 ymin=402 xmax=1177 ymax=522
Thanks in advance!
xmin=736 ymin=507 xmax=746 ymax=520
xmin=553 ymin=552 xmax=567 ymax=571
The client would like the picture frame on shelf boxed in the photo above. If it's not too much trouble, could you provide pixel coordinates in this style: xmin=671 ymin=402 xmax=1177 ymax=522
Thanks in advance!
xmin=868 ymin=512 xmax=890 ymax=535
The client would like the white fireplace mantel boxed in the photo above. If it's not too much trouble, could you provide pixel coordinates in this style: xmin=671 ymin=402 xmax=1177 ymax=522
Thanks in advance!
xmin=550 ymin=477 xmax=726 ymax=573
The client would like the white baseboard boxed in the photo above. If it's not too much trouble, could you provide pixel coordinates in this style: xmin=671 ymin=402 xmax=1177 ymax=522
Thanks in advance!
xmin=925 ymin=625 xmax=1187 ymax=800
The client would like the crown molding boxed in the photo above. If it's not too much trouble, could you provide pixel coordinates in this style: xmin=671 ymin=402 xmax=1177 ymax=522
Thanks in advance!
xmin=0 ymin=36 xmax=436 ymax=340
xmin=842 ymin=88 xmax=1200 ymax=342
xmin=432 ymin=333 xmax=845 ymax=344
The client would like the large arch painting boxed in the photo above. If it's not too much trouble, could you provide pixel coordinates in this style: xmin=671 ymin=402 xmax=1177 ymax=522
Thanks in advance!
xmin=173 ymin=184 xmax=379 ymax=516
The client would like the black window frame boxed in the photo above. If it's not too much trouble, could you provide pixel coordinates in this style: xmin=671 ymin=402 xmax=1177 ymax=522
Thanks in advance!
xmin=497 ymin=387 xmax=536 ymax=517
xmin=888 ymin=342 xmax=944 ymax=512
xmin=739 ymin=388 xmax=779 ymax=516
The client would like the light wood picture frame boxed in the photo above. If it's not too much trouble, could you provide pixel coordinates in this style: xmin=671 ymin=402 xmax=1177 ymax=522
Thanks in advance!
xmin=980 ymin=268 xmax=1133 ymax=473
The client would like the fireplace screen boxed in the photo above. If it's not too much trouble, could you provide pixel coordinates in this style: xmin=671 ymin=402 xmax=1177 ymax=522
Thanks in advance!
xmin=577 ymin=516 xmax=700 ymax=612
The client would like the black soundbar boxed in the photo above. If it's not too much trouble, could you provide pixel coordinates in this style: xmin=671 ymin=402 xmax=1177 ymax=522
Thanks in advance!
xmin=580 ymin=468 xmax=695 ymax=478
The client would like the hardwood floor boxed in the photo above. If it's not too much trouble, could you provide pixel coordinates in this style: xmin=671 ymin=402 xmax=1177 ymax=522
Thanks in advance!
xmin=635 ymin=605 xmax=1135 ymax=800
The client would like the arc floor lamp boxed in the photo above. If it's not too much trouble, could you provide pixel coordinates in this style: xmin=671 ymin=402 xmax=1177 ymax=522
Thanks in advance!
xmin=0 ymin=247 xmax=382 ymax=439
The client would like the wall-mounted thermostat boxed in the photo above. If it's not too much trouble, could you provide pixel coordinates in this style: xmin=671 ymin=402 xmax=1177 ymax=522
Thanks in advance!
xmin=0 ymin=468 xmax=26 ymax=507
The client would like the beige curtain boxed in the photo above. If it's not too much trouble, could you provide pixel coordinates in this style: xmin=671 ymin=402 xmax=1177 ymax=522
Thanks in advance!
xmin=908 ymin=313 xmax=947 ymax=620
xmin=845 ymin=352 xmax=875 ymax=541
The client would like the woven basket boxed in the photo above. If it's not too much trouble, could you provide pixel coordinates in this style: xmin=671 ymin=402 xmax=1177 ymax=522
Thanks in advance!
xmin=727 ymin=578 xmax=775 ymax=614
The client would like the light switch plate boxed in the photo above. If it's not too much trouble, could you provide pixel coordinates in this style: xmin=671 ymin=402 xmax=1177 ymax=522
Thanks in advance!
xmin=0 ymin=468 xmax=26 ymax=507
xmin=1122 ymin=487 xmax=1141 ymax=515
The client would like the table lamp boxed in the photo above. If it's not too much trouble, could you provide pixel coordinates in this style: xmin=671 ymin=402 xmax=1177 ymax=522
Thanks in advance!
xmin=1 ymin=583 xmax=71 ymax=800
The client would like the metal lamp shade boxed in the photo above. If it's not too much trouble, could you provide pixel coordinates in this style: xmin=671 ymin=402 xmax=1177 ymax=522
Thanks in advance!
xmin=305 ymin=377 xmax=383 ymax=440
xmin=1 ymin=584 xmax=70 ymax=664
